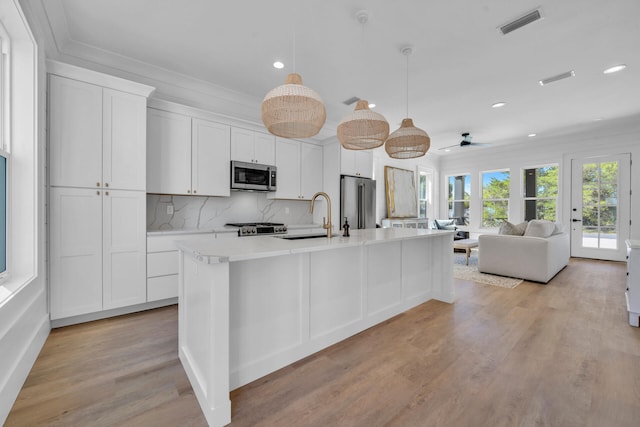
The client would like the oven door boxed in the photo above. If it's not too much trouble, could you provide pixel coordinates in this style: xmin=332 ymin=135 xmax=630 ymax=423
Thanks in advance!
xmin=231 ymin=161 xmax=276 ymax=191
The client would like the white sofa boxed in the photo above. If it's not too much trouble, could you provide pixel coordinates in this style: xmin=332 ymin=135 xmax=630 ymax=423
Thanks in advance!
xmin=477 ymin=230 xmax=570 ymax=283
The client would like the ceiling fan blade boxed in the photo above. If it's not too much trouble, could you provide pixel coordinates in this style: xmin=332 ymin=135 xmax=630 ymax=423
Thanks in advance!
xmin=469 ymin=142 xmax=491 ymax=147
xmin=438 ymin=143 xmax=462 ymax=150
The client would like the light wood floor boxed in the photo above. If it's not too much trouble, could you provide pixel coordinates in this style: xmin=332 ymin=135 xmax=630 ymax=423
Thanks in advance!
xmin=6 ymin=258 xmax=640 ymax=426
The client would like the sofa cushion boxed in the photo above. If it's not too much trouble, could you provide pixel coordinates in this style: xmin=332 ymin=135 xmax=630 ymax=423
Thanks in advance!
xmin=434 ymin=219 xmax=457 ymax=230
xmin=499 ymin=221 xmax=528 ymax=236
xmin=552 ymin=222 xmax=565 ymax=235
xmin=524 ymin=220 xmax=556 ymax=238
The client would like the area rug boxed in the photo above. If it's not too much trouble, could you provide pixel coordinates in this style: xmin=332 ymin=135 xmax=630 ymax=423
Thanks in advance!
xmin=453 ymin=251 xmax=523 ymax=288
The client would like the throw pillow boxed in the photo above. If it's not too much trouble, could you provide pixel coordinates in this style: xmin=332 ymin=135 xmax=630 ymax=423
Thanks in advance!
xmin=552 ymin=222 xmax=565 ymax=235
xmin=498 ymin=221 xmax=528 ymax=236
xmin=524 ymin=220 xmax=556 ymax=238
xmin=435 ymin=219 xmax=456 ymax=230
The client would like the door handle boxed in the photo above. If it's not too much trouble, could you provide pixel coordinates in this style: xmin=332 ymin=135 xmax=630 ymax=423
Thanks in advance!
xmin=572 ymin=219 xmax=582 ymax=222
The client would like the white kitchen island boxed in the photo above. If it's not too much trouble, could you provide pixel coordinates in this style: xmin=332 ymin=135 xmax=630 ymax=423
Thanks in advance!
xmin=176 ymin=228 xmax=455 ymax=426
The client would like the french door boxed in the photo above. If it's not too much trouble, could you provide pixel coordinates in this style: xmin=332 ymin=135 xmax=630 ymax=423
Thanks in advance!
xmin=570 ymin=154 xmax=630 ymax=261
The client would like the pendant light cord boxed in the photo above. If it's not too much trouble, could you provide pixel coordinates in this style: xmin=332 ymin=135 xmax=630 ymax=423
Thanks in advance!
xmin=405 ymin=51 xmax=409 ymax=118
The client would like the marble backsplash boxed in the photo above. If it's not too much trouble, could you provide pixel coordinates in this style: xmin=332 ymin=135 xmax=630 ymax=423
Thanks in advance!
xmin=147 ymin=192 xmax=315 ymax=231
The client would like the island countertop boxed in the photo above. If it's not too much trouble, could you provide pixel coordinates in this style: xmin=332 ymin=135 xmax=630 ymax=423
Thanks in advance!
xmin=175 ymin=228 xmax=453 ymax=264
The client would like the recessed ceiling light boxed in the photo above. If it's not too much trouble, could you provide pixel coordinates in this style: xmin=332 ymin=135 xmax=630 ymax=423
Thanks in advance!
xmin=603 ymin=64 xmax=626 ymax=74
xmin=444 ymin=149 xmax=451 ymax=152
xmin=492 ymin=102 xmax=506 ymax=108
xmin=368 ymin=103 xmax=376 ymax=108
xmin=528 ymin=133 xmax=537 ymax=137
xmin=273 ymin=61 xmax=284 ymax=69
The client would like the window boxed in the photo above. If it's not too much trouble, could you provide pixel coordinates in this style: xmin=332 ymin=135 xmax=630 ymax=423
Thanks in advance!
xmin=418 ymin=169 xmax=432 ymax=219
xmin=447 ymin=174 xmax=470 ymax=225
xmin=523 ymin=165 xmax=558 ymax=221
xmin=482 ymin=170 xmax=510 ymax=228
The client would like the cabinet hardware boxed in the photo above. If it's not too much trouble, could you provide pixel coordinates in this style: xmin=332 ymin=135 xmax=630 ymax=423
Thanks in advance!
xmin=105 ymin=191 xmax=109 ymax=196
xmin=193 ymin=190 xmax=197 ymax=194
xmin=96 ymin=191 xmax=100 ymax=195
xmin=96 ymin=182 xmax=100 ymax=187
xmin=105 ymin=182 xmax=109 ymax=187
xmin=187 ymin=189 xmax=191 ymax=193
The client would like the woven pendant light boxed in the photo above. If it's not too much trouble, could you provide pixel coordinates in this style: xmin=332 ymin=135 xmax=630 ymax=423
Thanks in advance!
xmin=261 ymin=72 xmax=326 ymax=139
xmin=337 ymin=100 xmax=390 ymax=150
xmin=385 ymin=118 xmax=430 ymax=158
xmin=385 ymin=46 xmax=430 ymax=159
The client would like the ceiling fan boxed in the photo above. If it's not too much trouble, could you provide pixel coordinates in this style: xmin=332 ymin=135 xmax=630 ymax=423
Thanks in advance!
xmin=439 ymin=133 xmax=491 ymax=151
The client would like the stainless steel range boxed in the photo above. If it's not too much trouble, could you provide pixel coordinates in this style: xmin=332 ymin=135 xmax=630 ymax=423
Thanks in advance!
xmin=226 ymin=222 xmax=287 ymax=237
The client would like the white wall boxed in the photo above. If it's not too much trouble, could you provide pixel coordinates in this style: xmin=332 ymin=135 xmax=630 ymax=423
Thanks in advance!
xmin=0 ymin=1 xmax=49 ymax=424
xmin=439 ymin=116 xmax=640 ymax=240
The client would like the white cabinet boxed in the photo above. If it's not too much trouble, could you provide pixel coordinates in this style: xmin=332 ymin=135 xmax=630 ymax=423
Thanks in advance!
xmin=147 ymin=109 xmax=231 ymax=196
xmin=626 ymin=240 xmax=640 ymax=327
xmin=50 ymin=187 xmax=146 ymax=319
xmin=191 ymin=119 xmax=231 ymax=197
xmin=48 ymin=67 xmax=153 ymax=323
xmin=270 ymin=138 xmax=323 ymax=200
xmin=147 ymin=109 xmax=191 ymax=195
xmin=231 ymin=127 xmax=275 ymax=165
xmin=147 ymin=232 xmax=226 ymax=302
xmin=382 ymin=218 xmax=429 ymax=229
xmin=49 ymin=75 xmax=147 ymax=191
xmin=341 ymin=148 xmax=373 ymax=178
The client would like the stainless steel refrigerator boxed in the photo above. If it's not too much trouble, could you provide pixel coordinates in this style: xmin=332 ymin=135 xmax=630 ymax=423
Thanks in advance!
xmin=340 ymin=175 xmax=376 ymax=229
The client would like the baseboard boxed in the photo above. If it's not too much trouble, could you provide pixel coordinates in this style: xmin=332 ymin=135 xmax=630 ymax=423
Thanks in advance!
xmin=0 ymin=313 xmax=49 ymax=425
xmin=51 ymin=298 xmax=178 ymax=328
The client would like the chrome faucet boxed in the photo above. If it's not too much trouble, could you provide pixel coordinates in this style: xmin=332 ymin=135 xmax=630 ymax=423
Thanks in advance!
xmin=310 ymin=192 xmax=332 ymax=238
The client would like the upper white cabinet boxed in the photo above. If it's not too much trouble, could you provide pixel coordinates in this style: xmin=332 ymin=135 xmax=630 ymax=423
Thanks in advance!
xmin=270 ymin=138 xmax=323 ymax=200
xmin=147 ymin=109 xmax=231 ymax=196
xmin=340 ymin=148 xmax=373 ymax=178
xmin=231 ymin=127 xmax=275 ymax=165
xmin=49 ymin=74 xmax=147 ymax=190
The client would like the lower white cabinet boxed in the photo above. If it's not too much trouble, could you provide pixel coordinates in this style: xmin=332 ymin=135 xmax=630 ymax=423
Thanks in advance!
xmin=381 ymin=218 xmax=429 ymax=229
xmin=50 ymin=187 xmax=146 ymax=319
xmin=147 ymin=232 xmax=225 ymax=301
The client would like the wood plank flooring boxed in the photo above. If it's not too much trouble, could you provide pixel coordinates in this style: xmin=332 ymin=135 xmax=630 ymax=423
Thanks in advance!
xmin=6 ymin=258 xmax=640 ymax=426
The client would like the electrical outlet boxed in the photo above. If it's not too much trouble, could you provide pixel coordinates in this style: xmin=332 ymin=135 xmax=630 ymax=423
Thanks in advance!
xmin=166 ymin=204 xmax=174 ymax=215
xmin=284 ymin=207 xmax=290 ymax=214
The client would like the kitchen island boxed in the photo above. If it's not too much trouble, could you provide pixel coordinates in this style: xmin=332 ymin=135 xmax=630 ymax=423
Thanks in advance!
xmin=176 ymin=228 xmax=455 ymax=426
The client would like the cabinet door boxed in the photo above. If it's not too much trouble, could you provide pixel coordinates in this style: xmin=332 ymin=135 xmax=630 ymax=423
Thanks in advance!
xmin=50 ymin=187 xmax=103 ymax=319
xmin=340 ymin=148 xmax=357 ymax=177
xmin=103 ymin=190 xmax=147 ymax=309
xmin=192 ymin=119 xmax=231 ymax=197
xmin=300 ymin=143 xmax=323 ymax=199
xmin=355 ymin=150 xmax=374 ymax=179
xmin=147 ymin=109 xmax=192 ymax=194
xmin=230 ymin=127 xmax=255 ymax=163
xmin=49 ymin=75 xmax=103 ymax=188
xmin=254 ymin=132 xmax=276 ymax=165
xmin=103 ymin=89 xmax=147 ymax=191
xmin=273 ymin=138 xmax=301 ymax=199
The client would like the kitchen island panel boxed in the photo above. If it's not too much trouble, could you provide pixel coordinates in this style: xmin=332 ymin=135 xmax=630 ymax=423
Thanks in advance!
xmin=366 ymin=241 xmax=403 ymax=316
xmin=229 ymin=255 xmax=304 ymax=374
xmin=309 ymin=246 xmax=363 ymax=339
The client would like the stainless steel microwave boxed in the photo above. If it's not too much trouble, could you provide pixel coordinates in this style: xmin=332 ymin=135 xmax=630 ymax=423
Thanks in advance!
xmin=230 ymin=161 xmax=277 ymax=192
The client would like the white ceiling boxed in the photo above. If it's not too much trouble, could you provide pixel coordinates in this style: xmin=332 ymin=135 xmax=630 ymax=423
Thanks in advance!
xmin=30 ymin=0 xmax=640 ymax=154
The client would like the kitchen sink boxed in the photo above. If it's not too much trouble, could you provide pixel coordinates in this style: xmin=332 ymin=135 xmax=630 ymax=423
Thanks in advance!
xmin=277 ymin=234 xmax=331 ymax=240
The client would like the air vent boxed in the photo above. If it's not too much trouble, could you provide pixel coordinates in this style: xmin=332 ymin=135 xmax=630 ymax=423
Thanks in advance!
xmin=499 ymin=9 xmax=542 ymax=35
xmin=539 ymin=70 xmax=575 ymax=86
xmin=342 ymin=96 xmax=360 ymax=106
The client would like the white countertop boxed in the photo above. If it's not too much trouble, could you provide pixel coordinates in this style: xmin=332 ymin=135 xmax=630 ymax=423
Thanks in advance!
xmin=176 ymin=228 xmax=453 ymax=264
